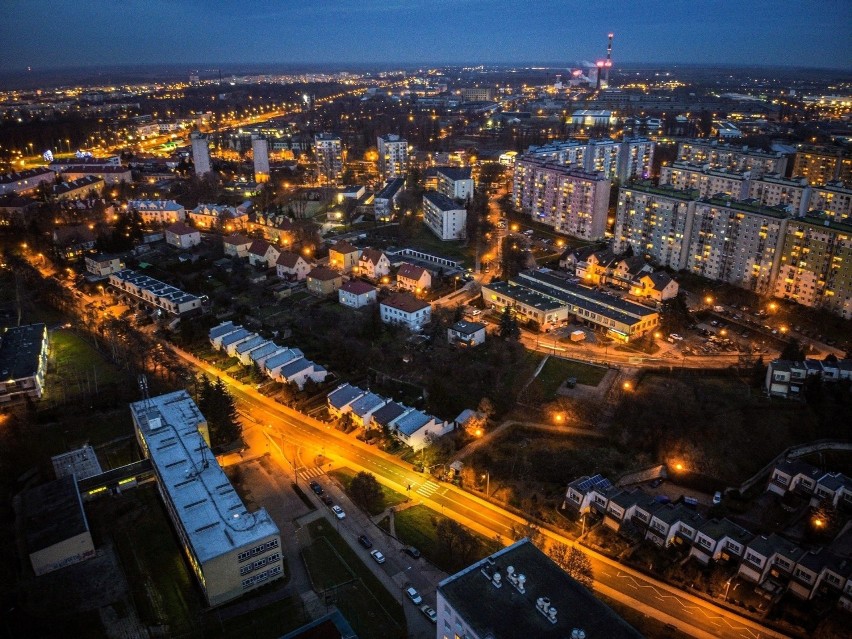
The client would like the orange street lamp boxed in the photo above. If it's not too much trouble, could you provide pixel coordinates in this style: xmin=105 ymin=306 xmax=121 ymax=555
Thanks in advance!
xmin=623 ymin=381 xmax=632 ymax=391
xmin=705 ymin=295 xmax=713 ymax=305
xmin=674 ymin=462 xmax=684 ymax=472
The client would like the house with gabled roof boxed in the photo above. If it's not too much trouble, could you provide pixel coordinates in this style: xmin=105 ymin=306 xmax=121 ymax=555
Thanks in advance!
xmin=220 ymin=328 xmax=252 ymax=355
xmin=564 ymin=474 xmax=615 ymax=514
xmin=165 ymin=221 xmax=201 ymax=249
xmin=396 ymin=262 xmax=432 ymax=293
xmin=348 ymin=392 xmax=388 ymax=429
xmin=247 ymin=239 xmax=280 ymax=268
xmin=357 ymin=248 xmax=391 ymax=280
xmin=738 ymin=533 xmax=804 ymax=584
xmin=632 ymin=271 xmax=679 ymax=302
xmin=306 ymin=267 xmax=343 ymax=296
xmin=277 ymin=357 xmax=326 ymax=389
xmin=328 ymin=241 xmax=360 ymax=273
xmin=767 ymin=458 xmax=822 ymax=497
xmin=223 ymin=234 xmax=253 ymax=258
xmin=690 ymin=518 xmax=753 ymax=565
xmin=234 ymin=335 xmax=265 ymax=364
xmin=275 ymin=251 xmax=311 ymax=280
xmin=326 ymin=383 xmax=366 ymax=419
xmin=338 ymin=280 xmax=377 ymax=308
xmin=380 ymin=293 xmax=431 ymax=331
xmin=263 ymin=348 xmax=303 ymax=378
xmin=209 ymin=322 xmax=238 ymax=348
xmin=247 ymin=341 xmax=280 ymax=367
xmin=371 ymin=401 xmax=408 ymax=432
xmin=390 ymin=408 xmax=452 ymax=452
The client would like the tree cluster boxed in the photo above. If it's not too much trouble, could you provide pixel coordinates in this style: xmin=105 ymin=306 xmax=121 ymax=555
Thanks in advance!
xmin=547 ymin=542 xmax=594 ymax=591
xmin=197 ymin=376 xmax=241 ymax=450
xmin=349 ymin=471 xmax=385 ymax=514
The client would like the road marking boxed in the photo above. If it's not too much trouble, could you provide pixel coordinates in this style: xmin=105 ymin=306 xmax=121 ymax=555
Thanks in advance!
xmin=417 ymin=481 xmax=440 ymax=497
xmin=299 ymin=467 xmax=324 ymax=480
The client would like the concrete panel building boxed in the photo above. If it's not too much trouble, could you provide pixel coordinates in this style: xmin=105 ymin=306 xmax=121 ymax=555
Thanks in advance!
xmin=0 ymin=323 xmax=49 ymax=404
xmin=130 ymin=391 xmax=282 ymax=606
xmin=191 ymin=132 xmax=212 ymax=177
xmin=676 ymin=139 xmax=787 ymax=177
xmin=660 ymin=162 xmax=751 ymax=200
xmin=423 ymin=191 xmax=467 ymax=241
xmin=377 ymin=134 xmax=408 ymax=179
xmin=252 ymin=135 xmax=270 ymax=183
xmin=314 ymin=133 xmax=343 ymax=185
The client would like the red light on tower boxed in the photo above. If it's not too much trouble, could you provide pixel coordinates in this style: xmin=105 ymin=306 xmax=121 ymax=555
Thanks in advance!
xmin=596 ymin=61 xmax=605 ymax=68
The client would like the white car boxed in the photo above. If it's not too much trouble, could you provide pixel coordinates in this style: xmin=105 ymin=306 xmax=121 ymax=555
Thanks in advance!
xmin=331 ymin=505 xmax=346 ymax=520
xmin=420 ymin=604 xmax=437 ymax=623
xmin=669 ymin=333 xmax=683 ymax=341
xmin=370 ymin=549 xmax=386 ymax=564
xmin=405 ymin=586 xmax=422 ymax=605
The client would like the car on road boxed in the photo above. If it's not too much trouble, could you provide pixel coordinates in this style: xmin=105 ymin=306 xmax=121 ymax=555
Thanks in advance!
xmin=420 ymin=604 xmax=437 ymax=623
xmin=358 ymin=535 xmax=373 ymax=549
xmin=405 ymin=587 xmax=422 ymax=605
xmin=331 ymin=505 xmax=346 ymax=520
xmin=309 ymin=481 xmax=324 ymax=495
xmin=321 ymin=495 xmax=333 ymax=506
xmin=668 ymin=333 xmax=683 ymax=341
xmin=370 ymin=549 xmax=386 ymax=564
xmin=402 ymin=547 xmax=421 ymax=559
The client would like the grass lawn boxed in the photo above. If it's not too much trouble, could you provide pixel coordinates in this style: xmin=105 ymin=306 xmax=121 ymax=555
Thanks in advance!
xmin=110 ymin=486 xmax=202 ymax=633
xmin=399 ymin=224 xmax=474 ymax=265
xmin=217 ymin=595 xmax=307 ymax=639
xmin=529 ymin=357 xmax=607 ymax=398
xmin=48 ymin=328 xmax=124 ymax=391
xmin=306 ymin=519 xmax=406 ymax=639
xmin=302 ymin=537 xmax=356 ymax=590
xmin=393 ymin=505 xmax=502 ymax=575
xmin=329 ymin=467 xmax=409 ymax=515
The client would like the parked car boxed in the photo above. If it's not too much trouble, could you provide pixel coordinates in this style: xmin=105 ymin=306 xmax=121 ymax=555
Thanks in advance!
xmin=309 ymin=481 xmax=323 ymax=495
xmin=669 ymin=333 xmax=683 ymax=341
xmin=331 ymin=505 xmax=346 ymax=520
xmin=420 ymin=604 xmax=438 ymax=623
xmin=405 ymin=587 xmax=423 ymax=605
xmin=402 ymin=547 xmax=421 ymax=559
xmin=321 ymin=495 xmax=333 ymax=506
xmin=713 ymin=491 xmax=722 ymax=505
xmin=370 ymin=549 xmax=386 ymax=564
xmin=358 ymin=535 xmax=373 ymax=549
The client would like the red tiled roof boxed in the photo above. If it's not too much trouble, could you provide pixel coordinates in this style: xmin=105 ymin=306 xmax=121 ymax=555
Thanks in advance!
xmin=308 ymin=266 xmax=342 ymax=281
xmin=382 ymin=293 xmax=430 ymax=314
xmin=165 ymin=221 xmax=196 ymax=235
xmin=223 ymin=233 xmax=252 ymax=245
xmin=341 ymin=280 xmax=376 ymax=295
xmin=359 ymin=248 xmax=385 ymax=265
xmin=397 ymin=263 xmax=428 ymax=281
xmin=248 ymin=239 xmax=271 ymax=256
xmin=276 ymin=251 xmax=303 ymax=268
xmin=330 ymin=240 xmax=358 ymax=255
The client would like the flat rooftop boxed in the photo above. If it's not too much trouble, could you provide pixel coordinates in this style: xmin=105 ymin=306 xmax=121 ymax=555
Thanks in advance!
xmin=0 ymin=323 xmax=46 ymax=381
xmin=19 ymin=475 xmax=89 ymax=554
xmin=438 ymin=539 xmax=642 ymax=639
xmin=130 ymin=391 xmax=279 ymax=563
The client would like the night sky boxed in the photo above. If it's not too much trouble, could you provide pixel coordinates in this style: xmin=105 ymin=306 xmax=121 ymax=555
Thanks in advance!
xmin=1 ymin=0 xmax=850 ymax=71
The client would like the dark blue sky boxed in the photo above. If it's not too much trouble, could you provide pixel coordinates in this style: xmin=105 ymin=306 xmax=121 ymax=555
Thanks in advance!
xmin=2 ymin=0 xmax=850 ymax=71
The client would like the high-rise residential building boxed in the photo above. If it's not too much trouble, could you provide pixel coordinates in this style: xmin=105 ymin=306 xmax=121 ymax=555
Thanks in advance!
xmin=685 ymin=198 xmax=789 ymax=294
xmin=377 ymin=134 xmax=408 ymax=179
xmin=251 ymin=135 xmax=270 ymax=183
xmin=793 ymin=145 xmax=852 ymax=186
xmin=436 ymin=538 xmax=643 ymax=639
xmin=676 ymin=139 xmax=787 ymax=177
xmin=512 ymin=157 xmax=610 ymax=240
xmin=0 ymin=323 xmax=49 ymax=405
xmin=616 ymin=137 xmax=655 ymax=184
xmin=614 ymin=183 xmax=699 ymax=270
xmin=423 ymin=191 xmax=467 ymax=240
xmin=773 ymin=214 xmax=852 ymax=319
xmin=660 ymin=161 xmax=751 ymax=200
xmin=130 ymin=391 xmax=283 ymax=606
xmin=314 ymin=133 xmax=344 ymax=185
xmin=584 ymin=139 xmax=621 ymax=180
xmin=524 ymin=137 xmax=654 ymax=184
xmin=191 ymin=132 xmax=212 ymax=177
xmin=460 ymin=87 xmax=495 ymax=102
xmin=748 ymin=174 xmax=810 ymax=216
xmin=807 ymin=181 xmax=852 ymax=222
xmin=436 ymin=166 xmax=474 ymax=201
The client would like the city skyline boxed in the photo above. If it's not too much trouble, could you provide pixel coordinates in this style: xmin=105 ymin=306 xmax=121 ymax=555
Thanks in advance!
xmin=1 ymin=0 xmax=850 ymax=71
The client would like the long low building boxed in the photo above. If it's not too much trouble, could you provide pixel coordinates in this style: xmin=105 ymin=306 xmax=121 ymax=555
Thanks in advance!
xmin=109 ymin=269 xmax=202 ymax=317
xmin=130 ymin=391 xmax=283 ymax=606
xmin=481 ymin=269 xmax=659 ymax=341
xmin=0 ymin=323 xmax=49 ymax=404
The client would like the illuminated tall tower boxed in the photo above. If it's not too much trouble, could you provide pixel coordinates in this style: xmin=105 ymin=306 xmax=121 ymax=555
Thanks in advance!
xmin=191 ymin=132 xmax=211 ymax=177
xmin=252 ymin=135 xmax=270 ymax=183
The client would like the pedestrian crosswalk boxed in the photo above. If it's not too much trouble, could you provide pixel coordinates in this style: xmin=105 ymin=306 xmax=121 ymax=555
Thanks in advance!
xmin=417 ymin=480 xmax=440 ymax=498
xmin=299 ymin=467 xmax=325 ymax=481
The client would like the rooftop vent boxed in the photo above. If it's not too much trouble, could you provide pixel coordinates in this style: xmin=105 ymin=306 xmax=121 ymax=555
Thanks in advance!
xmin=571 ymin=630 xmax=586 ymax=639
xmin=536 ymin=597 xmax=557 ymax=624
xmin=492 ymin=571 xmax=502 ymax=588
xmin=147 ymin=417 xmax=161 ymax=430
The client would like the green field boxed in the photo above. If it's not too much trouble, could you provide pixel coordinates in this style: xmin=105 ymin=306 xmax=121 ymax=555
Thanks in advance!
xmin=49 ymin=328 xmax=124 ymax=389
xmin=529 ymin=357 xmax=607 ymax=398
xmin=393 ymin=505 xmax=502 ymax=574
xmin=329 ymin=467 xmax=409 ymax=515
xmin=302 ymin=537 xmax=355 ymax=590
xmin=306 ymin=519 xmax=406 ymax=639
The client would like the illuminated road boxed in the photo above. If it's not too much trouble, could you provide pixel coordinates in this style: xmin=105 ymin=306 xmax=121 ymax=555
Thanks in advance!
xmin=170 ymin=346 xmax=791 ymax=639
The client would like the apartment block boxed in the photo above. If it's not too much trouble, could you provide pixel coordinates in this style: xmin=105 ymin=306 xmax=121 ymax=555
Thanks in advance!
xmin=676 ymin=139 xmax=787 ymax=176
xmin=524 ymin=137 xmax=654 ymax=184
xmin=436 ymin=166 xmax=474 ymax=201
xmin=685 ymin=198 xmax=789 ymax=294
xmin=773 ymin=214 xmax=852 ymax=319
xmin=616 ymin=137 xmax=655 ymax=184
xmin=660 ymin=161 xmax=751 ymax=200
xmin=423 ymin=190 xmax=467 ymax=240
xmin=793 ymin=145 xmax=852 ymax=185
xmin=808 ymin=181 xmax=852 ymax=222
xmin=314 ymin=133 xmax=343 ymax=185
xmin=512 ymin=157 xmax=610 ymax=240
xmin=614 ymin=183 xmax=699 ymax=270
xmin=748 ymin=174 xmax=810 ymax=216
xmin=377 ymin=134 xmax=408 ymax=179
